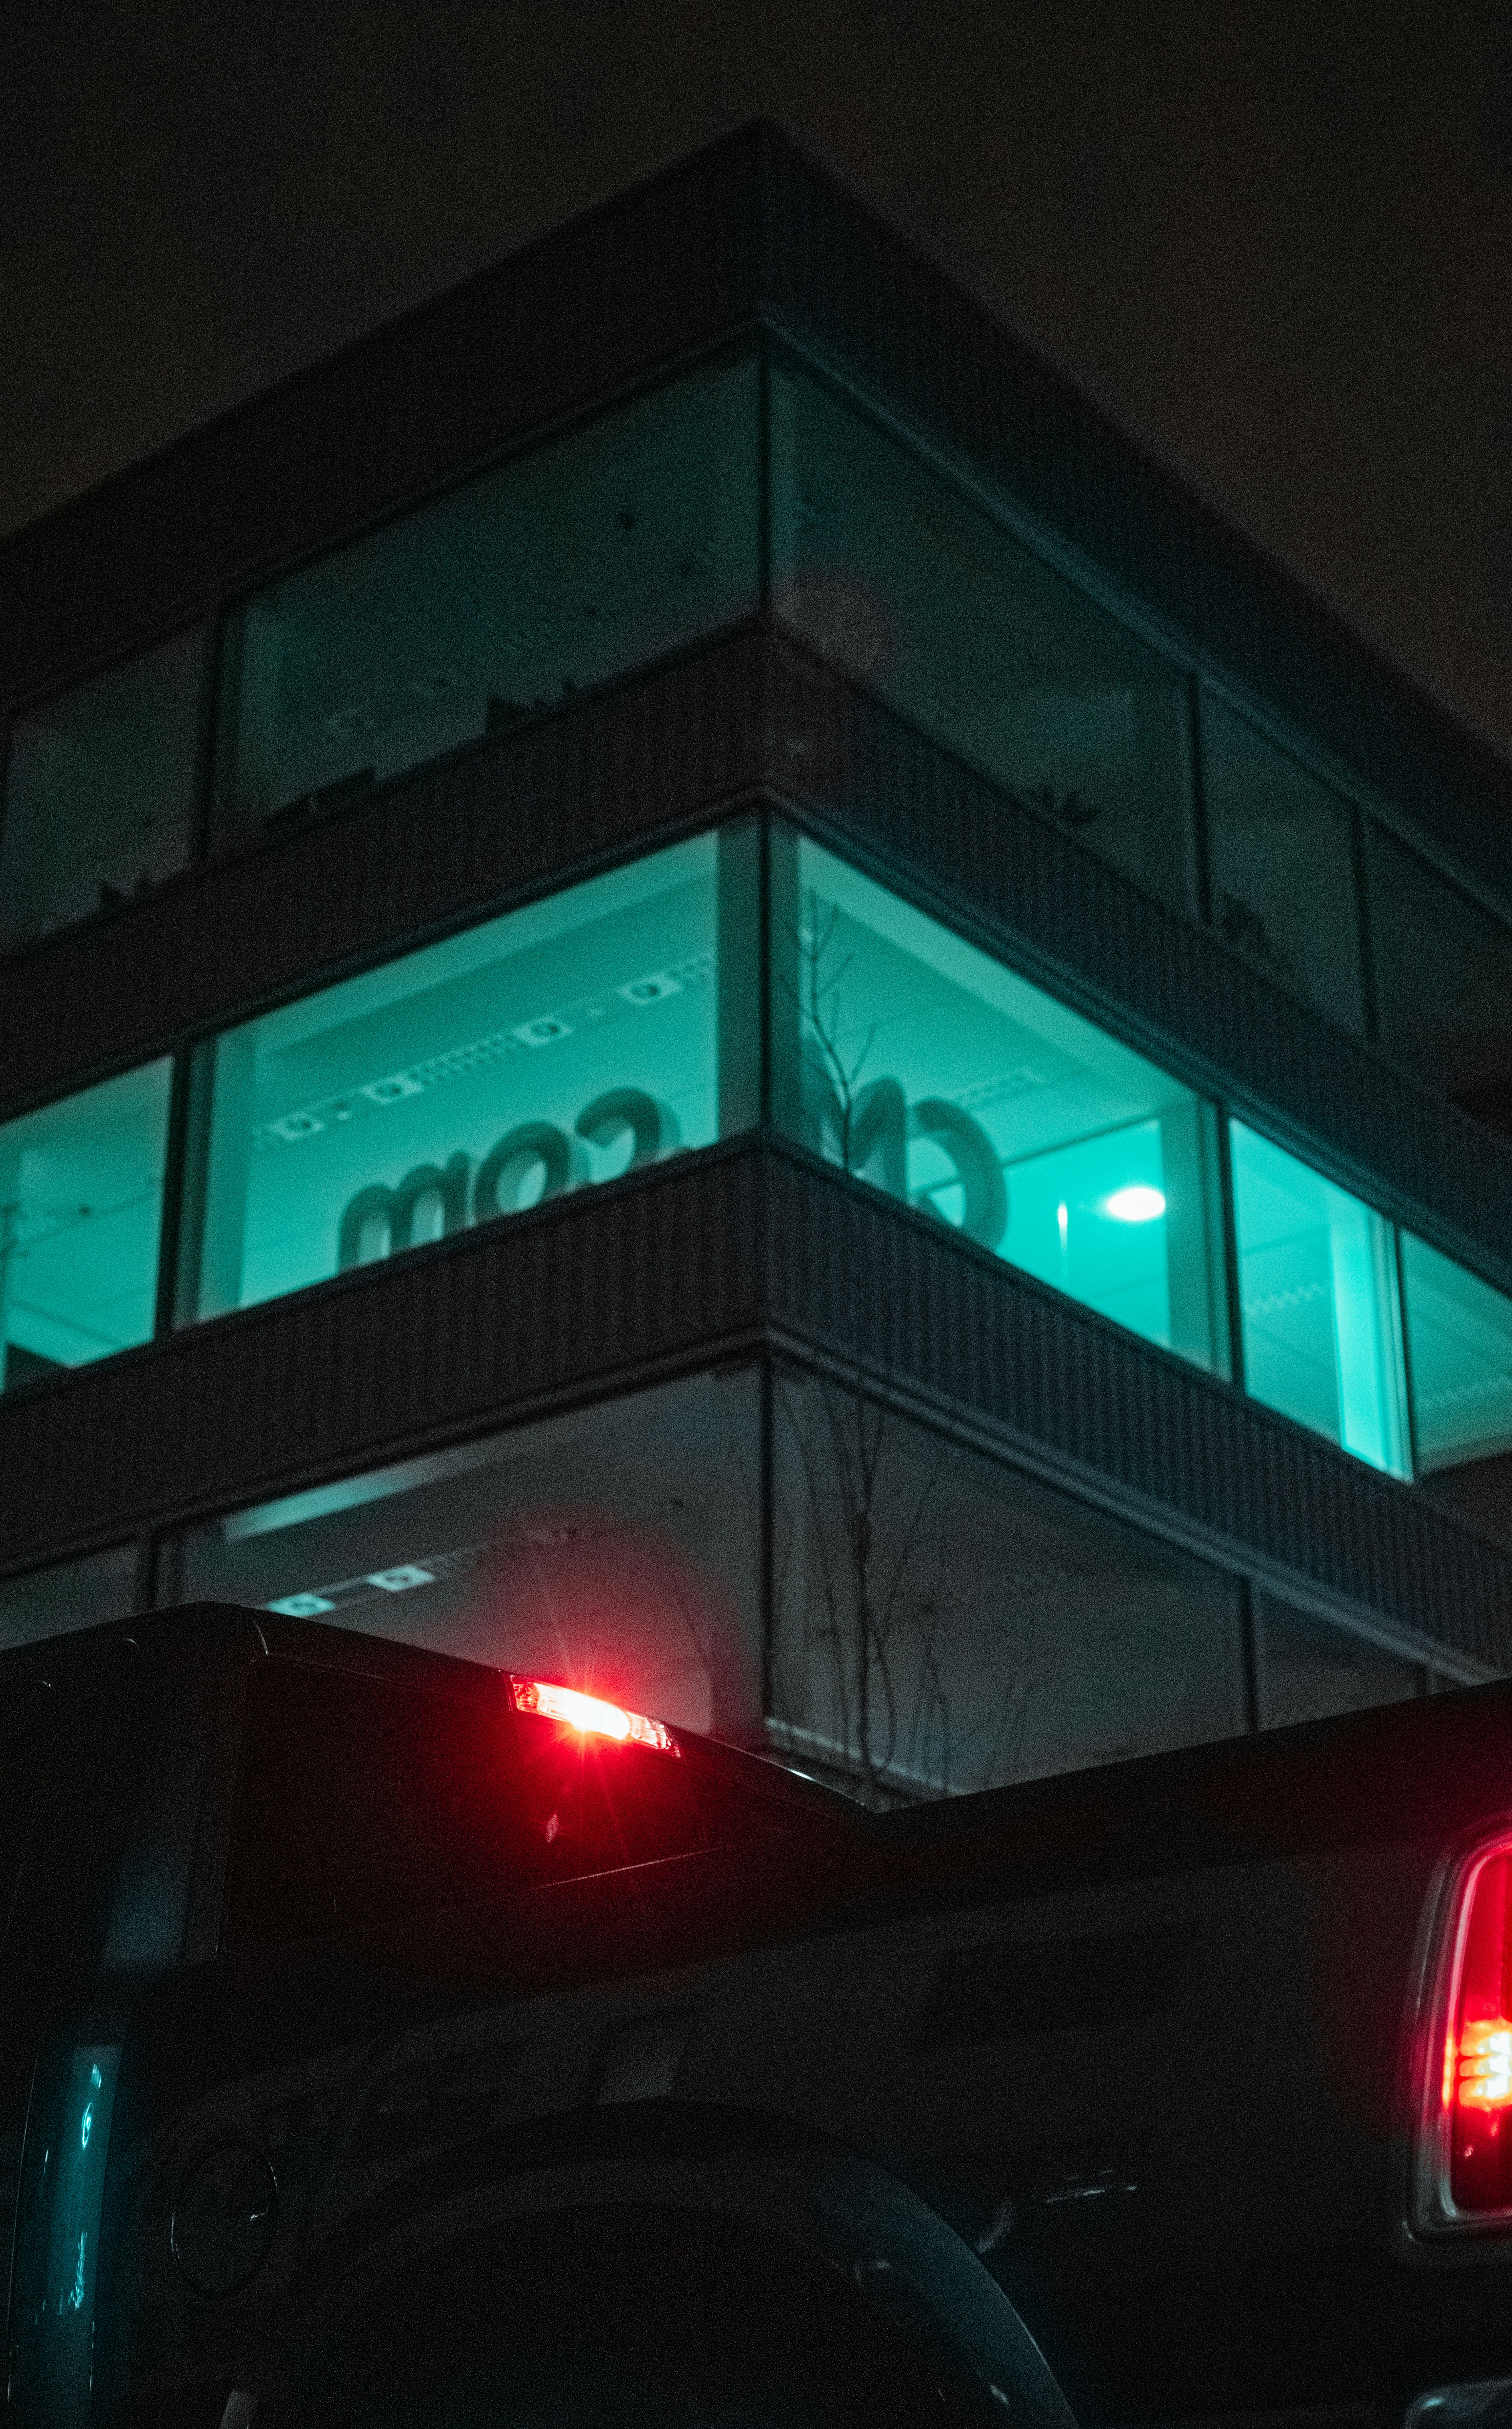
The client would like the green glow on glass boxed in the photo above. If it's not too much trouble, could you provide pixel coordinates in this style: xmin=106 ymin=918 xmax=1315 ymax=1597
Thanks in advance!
xmin=15 ymin=2044 xmax=121 ymax=2420
xmin=785 ymin=836 xmax=1225 ymax=1373
xmin=197 ymin=835 xmax=724 ymax=1323
xmin=1401 ymin=1230 xmax=1512 ymax=1473
xmin=0 ymin=1063 xmax=172 ymax=1394
xmin=1230 ymin=1121 xmax=1408 ymax=1476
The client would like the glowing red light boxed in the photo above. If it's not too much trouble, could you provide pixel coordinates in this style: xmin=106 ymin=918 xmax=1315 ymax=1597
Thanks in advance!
xmin=1423 ymin=1835 xmax=1512 ymax=2221
xmin=509 ymin=1677 xmax=680 ymax=1756
xmin=1457 ymin=2019 xmax=1512 ymax=2110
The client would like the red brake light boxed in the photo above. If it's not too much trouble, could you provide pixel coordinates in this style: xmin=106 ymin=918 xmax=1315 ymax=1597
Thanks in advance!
xmin=509 ymin=1677 xmax=680 ymax=1756
xmin=1418 ymin=1831 xmax=1512 ymax=2228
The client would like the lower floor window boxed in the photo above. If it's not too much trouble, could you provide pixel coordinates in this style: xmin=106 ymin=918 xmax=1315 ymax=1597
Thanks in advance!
xmin=146 ymin=1367 xmax=1463 ymax=1804
xmin=0 ymin=1542 xmax=140 ymax=1649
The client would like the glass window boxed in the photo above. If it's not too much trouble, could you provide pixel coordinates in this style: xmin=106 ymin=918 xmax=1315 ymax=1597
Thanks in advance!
xmin=775 ymin=833 xmax=1229 ymax=1372
xmin=0 ymin=1544 xmax=139 ymax=1651
xmin=771 ymin=1375 xmax=1245 ymax=1800
xmin=176 ymin=1370 xmax=763 ymax=1742
xmin=1399 ymin=1231 xmax=1512 ymax=1474
xmin=1364 ymin=824 xmax=1512 ymax=1123
xmin=1229 ymin=1121 xmax=1409 ymax=1474
xmin=1199 ymin=693 xmax=1364 ymax=1034
xmin=769 ymin=365 xmax=1197 ymax=915
xmin=180 ymin=833 xmax=749 ymax=1321
xmin=0 ymin=626 xmax=208 ymax=953
xmin=1257 ymin=1596 xmax=1424 ymax=1728
xmin=210 ymin=357 xmax=760 ymax=856
xmin=0 ymin=1062 xmax=173 ymax=1392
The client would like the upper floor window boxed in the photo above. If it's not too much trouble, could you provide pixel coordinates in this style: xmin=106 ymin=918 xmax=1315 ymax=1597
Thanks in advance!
xmin=1364 ymin=823 xmax=1512 ymax=1130
xmin=1199 ymin=693 xmax=1366 ymax=1037
xmin=768 ymin=363 xmax=1198 ymax=919
xmin=0 ymin=626 xmax=209 ymax=954
xmin=208 ymin=356 xmax=761 ymax=859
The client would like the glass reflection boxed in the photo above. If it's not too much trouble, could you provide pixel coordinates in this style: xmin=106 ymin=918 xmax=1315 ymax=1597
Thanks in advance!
xmin=772 ymin=1376 xmax=1245 ymax=1798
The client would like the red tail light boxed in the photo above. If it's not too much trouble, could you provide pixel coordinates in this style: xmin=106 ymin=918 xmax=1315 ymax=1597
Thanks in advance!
xmin=1417 ymin=1830 xmax=1512 ymax=2229
xmin=508 ymin=1676 xmax=680 ymax=1756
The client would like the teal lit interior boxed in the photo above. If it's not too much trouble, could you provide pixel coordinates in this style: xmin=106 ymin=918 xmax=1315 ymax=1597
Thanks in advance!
xmin=0 ymin=628 xmax=207 ymax=952
xmin=211 ymin=356 xmax=760 ymax=854
xmin=192 ymin=836 xmax=726 ymax=1319
xmin=1229 ymin=1120 xmax=1409 ymax=1475
xmin=783 ymin=837 xmax=1227 ymax=1371
xmin=0 ymin=1062 xmax=172 ymax=1391
xmin=1400 ymin=1231 xmax=1512 ymax=1473
xmin=769 ymin=365 xmax=1196 ymax=916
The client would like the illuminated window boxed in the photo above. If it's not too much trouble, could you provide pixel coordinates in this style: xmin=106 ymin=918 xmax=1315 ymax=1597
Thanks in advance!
xmin=0 ymin=626 xmax=209 ymax=953
xmin=176 ymin=1370 xmax=763 ymax=1741
xmin=1200 ymin=693 xmax=1365 ymax=1035
xmin=769 ymin=365 xmax=1197 ymax=916
xmin=209 ymin=357 xmax=760 ymax=856
xmin=0 ymin=1063 xmax=172 ymax=1392
xmin=1399 ymin=1232 xmax=1512 ymax=1475
xmin=179 ymin=833 xmax=750 ymax=1321
xmin=1229 ymin=1121 xmax=1409 ymax=1474
xmin=774 ymin=833 xmax=1229 ymax=1372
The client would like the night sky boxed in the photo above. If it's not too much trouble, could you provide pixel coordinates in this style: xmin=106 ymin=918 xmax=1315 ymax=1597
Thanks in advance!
xmin=3 ymin=0 xmax=1509 ymax=757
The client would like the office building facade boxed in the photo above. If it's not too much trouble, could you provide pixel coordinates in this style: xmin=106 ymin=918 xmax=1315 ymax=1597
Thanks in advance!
xmin=3 ymin=126 xmax=1512 ymax=1797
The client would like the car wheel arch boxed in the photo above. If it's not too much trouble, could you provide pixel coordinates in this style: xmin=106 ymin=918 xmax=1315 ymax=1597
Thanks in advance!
xmin=253 ymin=2101 xmax=1079 ymax=2429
